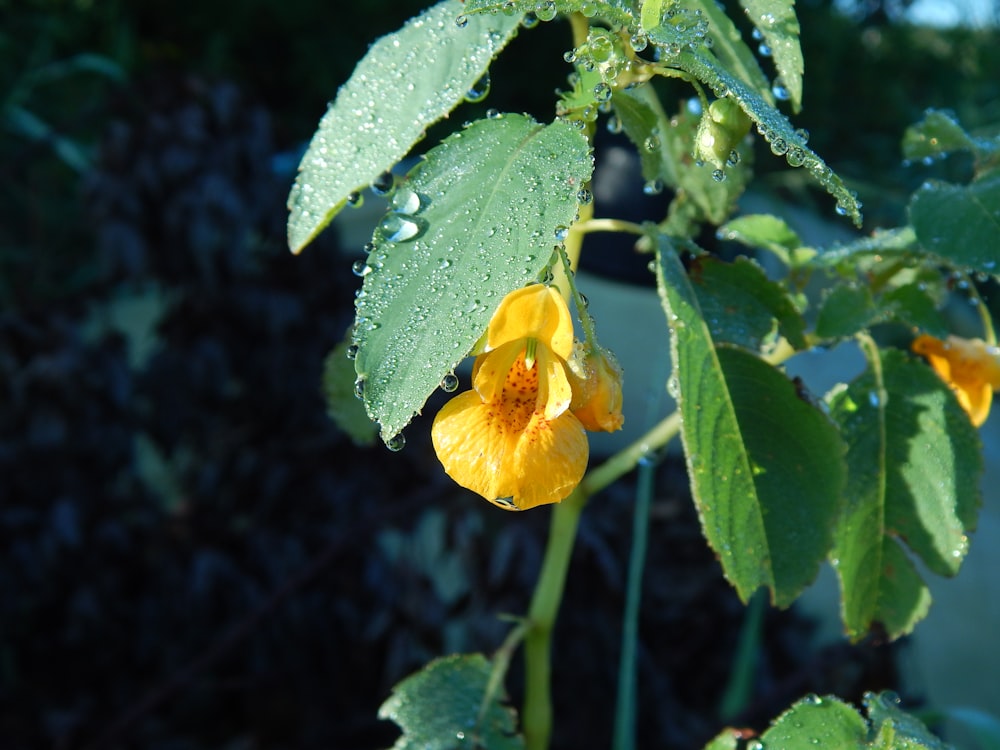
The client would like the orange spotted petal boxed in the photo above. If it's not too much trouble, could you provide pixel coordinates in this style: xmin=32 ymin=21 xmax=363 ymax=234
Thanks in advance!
xmin=473 ymin=340 xmax=573 ymax=421
xmin=431 ymin=391 xmax=588 ymax=510
xmin=486 ymin=284 xmax=574 ymax=358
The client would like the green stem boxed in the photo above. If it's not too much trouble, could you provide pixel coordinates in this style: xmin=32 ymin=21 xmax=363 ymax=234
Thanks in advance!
xmin=521 ymin=411 xmax=682 ymax=750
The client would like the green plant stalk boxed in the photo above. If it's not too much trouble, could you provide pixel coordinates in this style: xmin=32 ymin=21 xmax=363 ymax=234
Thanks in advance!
xmin=522 ymin=412 xmax=682 ymax=750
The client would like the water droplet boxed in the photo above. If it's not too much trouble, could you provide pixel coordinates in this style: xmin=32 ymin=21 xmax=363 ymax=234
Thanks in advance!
xmin=390 ymin=187 xmax=421 ymax=214
xmin=644 ymin=134 xmax=660 ymax=152
xmin=377 ymin=213 xmax=424 ymax=243
xmin=758 ymin=42 xmax=772 ymax=56
xmin=606 ymin=114 xmax=623 ymax=134
xmin=593 ymin=82 xmax=612 ymax=102
xmin=521 ymin=12 xmax=539 ymax=28
xmin=752 ymin=27 xmax=764 ymax=41
xmin=786 ymin=147 xmax=806 ymax=167
xmin=466 ymin=71 xmax=491 ymax=103
xmin=770 ymin=137 xmax=788 ymax=156
xmin=351 ymin=259 xmax=371 ymax=277
xmin=772 ymin=81 xmax=790 ymax=101
xmin=346 ymin=344 xmax=359 ymax=361
xmin=727 ymin=149 xmax=741 ymax=167
xmin=554 ymin=225 xmax=569 ymax=241
xmin=501 ymin=1 xmax=517 ymax=15
xmin=437 ymin=257 xmax=452 ymax=269
xmin=493 ymin=496 xmax=517 ymax=509
xmin=371 ymin=171 xmax=395 ymax=196
xmin=386 ymin=433 xmax=406 ymax=452
xmin=803 ymin=693 xmax=823 ymax=705
xmin=441 ymin=373 xmax=460 ymax=392
xmin=576 ymin=188 xmax=593 ymax=205
xmin=455 ymin=13 xmax=469 ymax=28
xmin=630 ymin=32 xmax=648 ymax=52
xmin=563 ymin=49 xmax=577 ymax=63
xmin=347 ymin=191 xmax=363 ymax=208
xmin=485 ymin=107 xmax=502 ymax=119
xmin=643 ymin=179 xmax=664 ymax=195
xmin=712 ymin=168 xmax=726 ymax=182
xmin=535 ymin=1 xmax=557 ymax=21
xmin=354 ymin=378 xmax=365 ymax=399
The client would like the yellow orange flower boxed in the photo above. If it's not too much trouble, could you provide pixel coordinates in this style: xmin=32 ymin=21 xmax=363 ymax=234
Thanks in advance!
xmin=912 ymin=334 xmax=1000 ymax=427
xmin=568 ymin=345 xmax=625 ymax=433
xmin=431 ymin=284 xmax=622 ymax=511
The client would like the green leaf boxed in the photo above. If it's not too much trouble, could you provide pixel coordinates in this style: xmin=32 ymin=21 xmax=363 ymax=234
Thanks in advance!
xmin=828 ymin=348 xmax=981 ymax=641
xmin=354 ymin=114 xmax=592 ymax=442
xmin=809 ymin=226 xmax=917 ymax=269
xmin=740 ymin=0 xmax=804 ymax=113
xmin=655 ymin=240 xmax=846 ymax=606
xmin=467 ymin=0 xmax=638 ymax=28
xmin=688 ymin=255 xmax=806 ymax=350
xmin=378 ymin=654 xmax=523 ymax=750
xmin=866 ymin=692 xmax=952 ymax=750
xmin=674 ymin=49 xmax=863 ymax=227
xmin=718 ymin=213 xmax=816 ymax=267
xmin=322 ymin=341 xmax=378 ymax=447
xmin=286 ymin=1 xmax=522 ymax=253
xmin=903 ymin=109 xmax=999 ymax=170
xmin=611 ymin=85 xmax=676 ymax=188
xmin=701 ymin=730 xmax=741 ymax=750
xmin=909 ymin=170 xmax=1000 ymax=276
xmin=880 ymin=282 xmax=950 ymax=338
xmin=761 ymin=695 xmax=868 ymax=748
xmin=815 ymin=283 xmax=876 ymax=340
xmin=694 ymin=0 xmax=774 ymax=107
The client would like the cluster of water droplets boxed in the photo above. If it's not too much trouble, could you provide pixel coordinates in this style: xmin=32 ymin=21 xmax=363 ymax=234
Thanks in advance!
xmin=645 ymin=4 xmax=712 ymax=58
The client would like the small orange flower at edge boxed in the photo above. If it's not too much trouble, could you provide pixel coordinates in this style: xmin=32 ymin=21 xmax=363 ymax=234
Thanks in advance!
xmin=431 ymin=284 xmax=623 ymax=511
xmin=912 ymin=334 xmax=1000 ymax=427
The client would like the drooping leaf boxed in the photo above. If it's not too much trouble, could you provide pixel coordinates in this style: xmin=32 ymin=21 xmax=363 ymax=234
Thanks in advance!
xmin=761 ymin=695 xmax=868 ymax=748
xmin=286 ymin=1 xmax=522 ymax=253
xmin=379 ymin=654 xmax=523 ymax=750
xmin=354 ymin=114 xmax=592 ymax=442
xmin=828 ymin=347 xmax=981 ymax=641
xmin=693 ymin=0 xmax=774 ymax=107
xmin=909 ymin=170 xmax=1000 ymax=276
xmin=655 ymin=239 xmax=846 ymax=606
xmin=815 ymin=283 xmax=876 ymax=340
xmin=673 ymin=49 xmax=862 ymax=227
xmin=739 ymin=0 xmax=804 ymax=112
xmin=688 ymin=255 xmax=806 ymax=350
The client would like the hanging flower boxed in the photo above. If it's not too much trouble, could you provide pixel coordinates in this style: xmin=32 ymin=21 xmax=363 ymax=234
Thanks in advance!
xmin=431 ymin=284 xmax=622 ymax=510
xmin=912 ymin=334 xmax=1000 ymax=427
xmin=568 ymin=345 xmax=625 ymax=433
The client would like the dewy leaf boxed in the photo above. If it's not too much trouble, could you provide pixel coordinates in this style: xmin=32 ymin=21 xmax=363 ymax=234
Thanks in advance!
xmin=909 ymin=170 xmax=1000 ymax=276
xmin=379 ymin=654 xmax=523 ymax=750
xmin=467 ymin=0 xmax=638 ymax=29
xmin=828 ymin=347 xmax=981 ymax=641
xmin=286 ymin=1 xmax=522 ymax=254
xmin=814 ymin=283 xmax=876 ymax=340
xmin=739 ymin=0 xmax=804 ymax=113
xmin=688 ymin=255 xmax=807 ymax=351
xmin=354 ymin=114 xmax=592 ymax=442
xmin=655 ymin=240 xmax=845 ymax=607
xmin=902 ymin=109 xmax=979 ymax=163
xmin=674 ymin=49 xmax=862 ymax=227
xmin=322 ymin=340 xmax=378 ymax=447
xmin=865 ymin=691 xmax=951 ymax=750
xmin=693 ymin=0 xmax=773 ymax=108
xmin=719 ymin=213 xmax=815 ymax=267
xmin=761 ymin=695 xmax=868 ymax=748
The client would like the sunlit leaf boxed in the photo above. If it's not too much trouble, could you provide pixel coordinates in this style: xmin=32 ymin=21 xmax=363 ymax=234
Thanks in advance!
xmin=828 ymin=347 xmax=981 ymax=640
xmin=354 ymin=114 xmax=592 ymax=442
xmin=694 ymin=0 xmax=773 ymax=107
xmin=655 ymin=239 xmax=845 ymax=607
xmin=909 ymin=170 xmax=1000 ymax=276
xmin=719 ymin=213 xmax=815 ymax=267
xmin=379 ymin=654 xmax=523 ymax=750
xmin=739 ymin=0 xmax=804 ymax=112
xmin=287 ymin=1 xmax=522 ymax=253
xmin=866 ymin=691 xmax=951 ymax=750
xmin=467 ymin=0 xmax=638 ymax=27
xmin=761 ymin=695 xmax=867 ymax=748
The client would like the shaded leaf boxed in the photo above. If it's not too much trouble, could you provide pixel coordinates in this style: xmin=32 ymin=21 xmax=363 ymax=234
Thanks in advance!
xmin=655 ymin=240 xmax=845 ymax=607
xmin=761 ymin=695 xmax=867 ymax=748
xmin=322 ymin=341 xmax=378 ymax=447
xmin=688 ymin=255 xmax=806 ymax=350
xmin=866 ymin=691 xmax=952 ymax=750
xmin=909 ymin=170 xmax=1000 ymax=276
xmin=903 ymin=109 xmax=999 ymax=169
xmin=354 ymin=115 xmax=592 ymax=442
xmin=828 ymin=348 xmax=981 ymax=640
xmin=287 ymin=1 xmax=522 ymax=253
xmin=379 ymin=654 xmax=523 ymax=750
xmin=815 ymin=283 xmax=876 ymax=340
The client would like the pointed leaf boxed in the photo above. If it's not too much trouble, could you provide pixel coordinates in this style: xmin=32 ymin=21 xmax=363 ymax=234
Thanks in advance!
xmin=761 ymin=695 xmax=868 ymax=748
xmin=909 ymin=170 xmax=1000 ymax=276
xmin=828 ymin=348 xmax=981 ymax=641
xmin=694 ymin=0 xmax=774 ymax=107
xmin=740 ymin=0 xmax=804 ymax=112
xmin=354 ymin=115 xmax=592 ymax=441
xmin=815 ymin=283 xmax=876 ymax=340
xmin=719 ymin=213 xmax=815 ymax=267
xmin=903 ymin=109 xmax=999 ymax=169
xmin=286 ymin=1 xmax=522 ymax=253
xmin=655 ymin=240 xmax=845 ymax=606
xmin=378 ymin=654 xmax=523 ymax=750
xmin=866 ymin=691 xmax=951 ymax=750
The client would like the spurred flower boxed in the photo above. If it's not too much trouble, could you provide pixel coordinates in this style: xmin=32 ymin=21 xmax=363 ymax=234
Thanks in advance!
xmin=431 ymin=284 xmax=622 ymax=510
xmin=568 ymin=345 xmax=625 ymax=433
xmin=912 ymin=334 xmax=1000 ymax=427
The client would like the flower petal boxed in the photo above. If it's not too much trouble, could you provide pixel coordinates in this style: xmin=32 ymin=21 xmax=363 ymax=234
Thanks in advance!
xmin=913 ymin=334 xmax=1000 ymax=427
xmin=505 ymin=411 xmax=588 ymax=509
xmin=487 ymin=284 xmax=574 ymax=358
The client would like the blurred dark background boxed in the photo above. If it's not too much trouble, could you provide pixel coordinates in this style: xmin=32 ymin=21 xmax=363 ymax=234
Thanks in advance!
xmin=2 ymin=0 xmax=998 ymax=748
